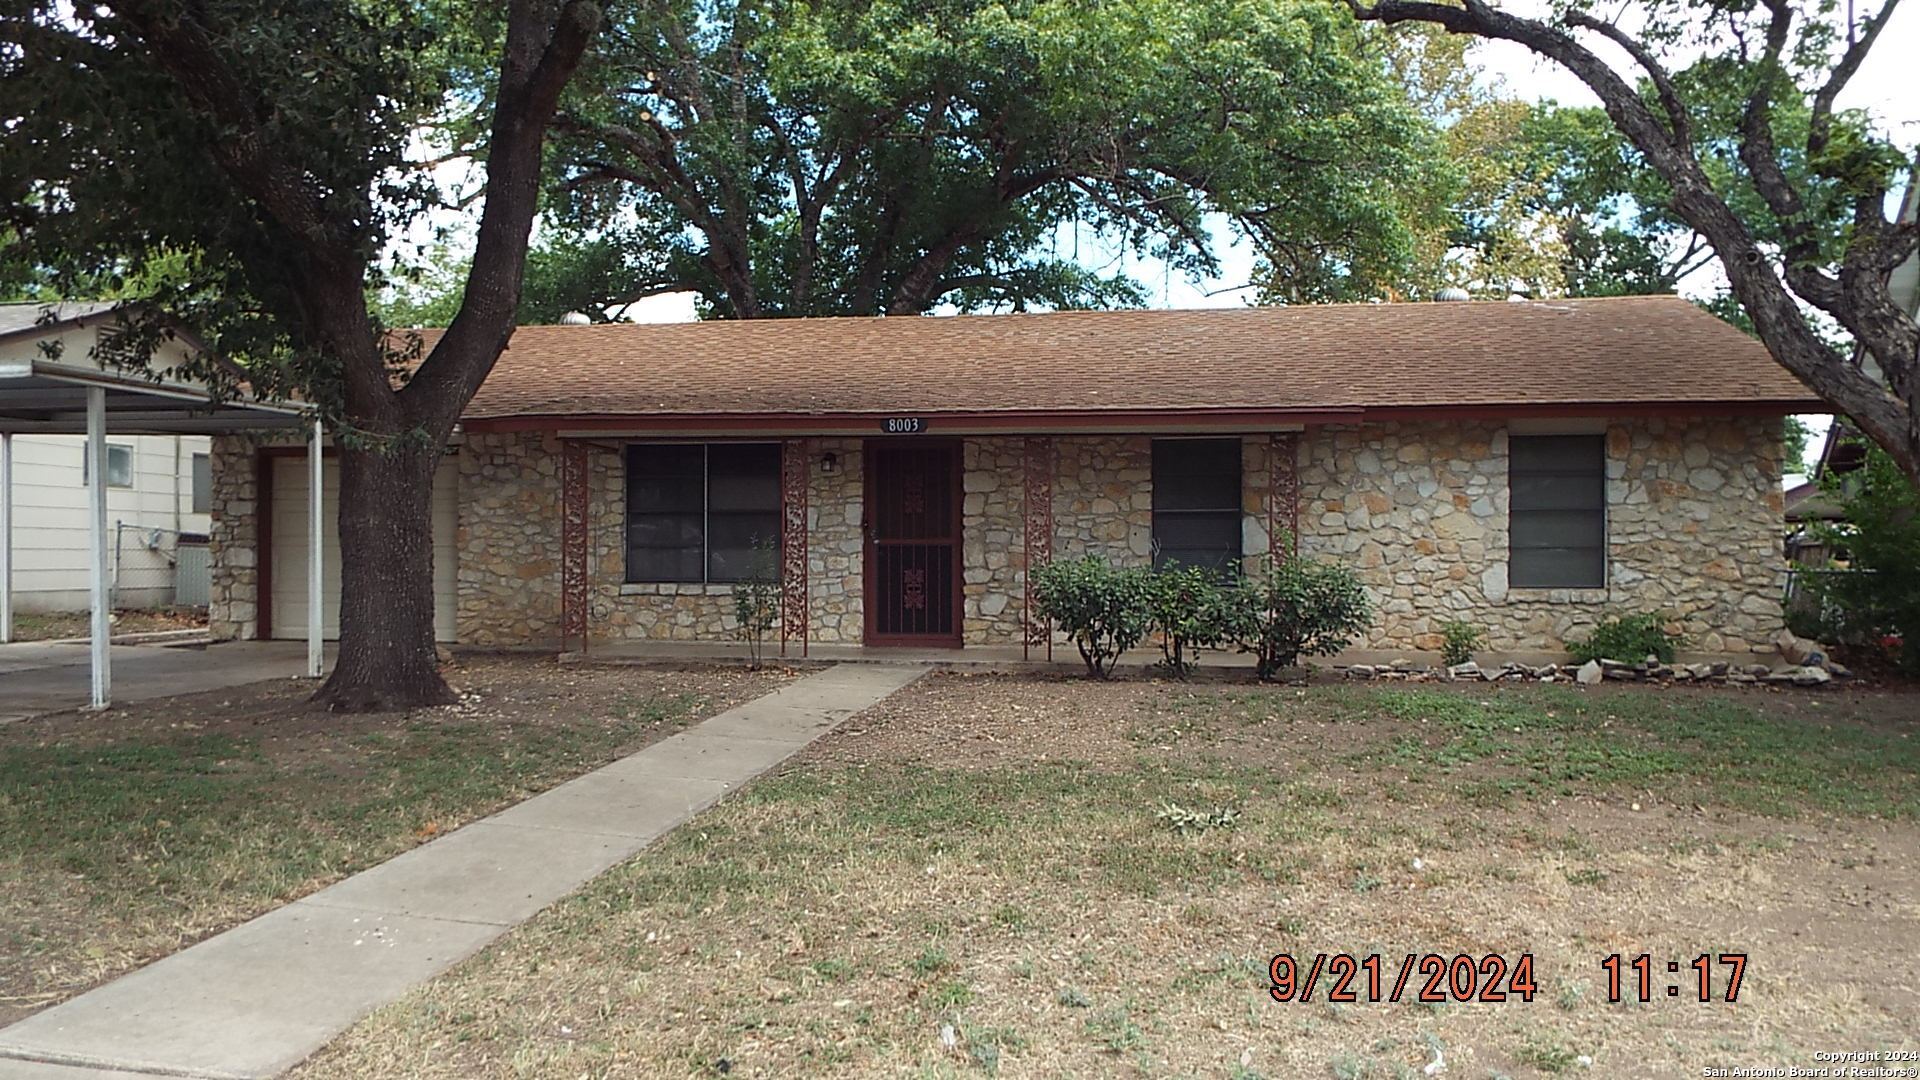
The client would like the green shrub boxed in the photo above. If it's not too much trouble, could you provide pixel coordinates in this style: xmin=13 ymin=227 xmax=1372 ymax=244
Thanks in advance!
xmin=1144 ymin=562 xmax=1234 ymax=675
xmin=1030 ymin=556 xmax=1153 ymax=678
xmin=1439 ymin=620 xmax=1485 ymax=666
xmin=1223 ymin=553 xmax=1372 ymax=679
xmin=1809 ymin=448 xmax=1920 ymax=674
xmin=1567 ymin=612 xmax=1682 ymax=664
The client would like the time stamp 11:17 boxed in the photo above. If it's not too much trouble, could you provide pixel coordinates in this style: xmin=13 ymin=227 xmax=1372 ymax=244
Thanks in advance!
xmin=1266 ymin=952 xmax=1748 ymax=1004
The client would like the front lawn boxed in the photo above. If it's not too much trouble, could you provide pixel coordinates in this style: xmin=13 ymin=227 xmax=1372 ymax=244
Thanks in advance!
xmin=298 ymin=674 xmax=1920 ymax=1079
xmin=0 ymin=657 xmax=791 ymax=1026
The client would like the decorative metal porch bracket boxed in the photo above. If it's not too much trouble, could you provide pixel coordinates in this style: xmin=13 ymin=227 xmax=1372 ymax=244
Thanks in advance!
xmin=781 ymin=438 xmax=810 ymax=656
xmin=560 ymin=439 xmax=590 ymax=652
xmin=1269 ymin=432 xmax=1299 ymax=560
xmin=1022 ymin=435 xmax=1054 ymax=660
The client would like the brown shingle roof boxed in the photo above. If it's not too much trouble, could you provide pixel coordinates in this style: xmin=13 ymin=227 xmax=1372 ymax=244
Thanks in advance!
xmin=445 ymin=296 xmax=1819 ymax=425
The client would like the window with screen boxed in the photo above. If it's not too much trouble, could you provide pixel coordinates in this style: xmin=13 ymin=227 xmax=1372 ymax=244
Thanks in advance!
xmin=1151 ymin=438 xmax=1242 ymax=573
xmin=81 ymin=444 xmax=135 ymax=489
xmin=625 ymin=443 xmax=780 ymax=583
xmin=191 ymin=453 xmax=212 ymax=513
xmin=1508 ymin=434 xmax=1606 ymax=588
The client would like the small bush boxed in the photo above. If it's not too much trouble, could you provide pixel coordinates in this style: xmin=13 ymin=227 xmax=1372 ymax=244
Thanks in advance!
xmin=729 ymin=540 xmax=780 ymax=669
xmin=1567 ymin=612 xmax=1682 ymax=664
xmin=1222 ymin=553 xmax=1372 ymax=679
xmin=1030 ymin=556 xmax=1153 ymax=678
xmin=1439 ymin=620 xmax=1485 ymax=666
xmin=1144 ymin=562 xmax=1234 ymax=675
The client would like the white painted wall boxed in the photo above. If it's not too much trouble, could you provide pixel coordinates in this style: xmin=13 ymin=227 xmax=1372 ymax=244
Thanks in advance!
xmin=0 ymin=322 xmax=213 ymax=612
xmin=269 ymin=455 xmax=458 ymax=641
xmin=3 ymin=435 xmax=211 ymax=611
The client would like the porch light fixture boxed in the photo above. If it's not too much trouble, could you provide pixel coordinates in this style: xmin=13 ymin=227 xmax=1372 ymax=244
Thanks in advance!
xmin=821 ymin=451 xmax=839 ymax=474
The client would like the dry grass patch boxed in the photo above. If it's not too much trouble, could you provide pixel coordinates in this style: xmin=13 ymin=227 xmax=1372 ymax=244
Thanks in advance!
xmin=6 ymin=606 xmax=205 ymax=642
xmin=0 ymin=656 xmax=791 ymax=1025
xmin=300 ymin=673 xmax=1920 ymax=1079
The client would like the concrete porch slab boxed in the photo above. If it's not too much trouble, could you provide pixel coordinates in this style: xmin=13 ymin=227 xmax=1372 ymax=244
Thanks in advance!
xmin=563 ymin=639 xmax=1763 ymax=674
xmin=0 ymin=641 xmax=326 ymax=723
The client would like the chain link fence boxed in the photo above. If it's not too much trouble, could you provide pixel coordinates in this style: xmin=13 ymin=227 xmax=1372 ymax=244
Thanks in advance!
xmin=112 ymin=522 xmax=210 ymax=610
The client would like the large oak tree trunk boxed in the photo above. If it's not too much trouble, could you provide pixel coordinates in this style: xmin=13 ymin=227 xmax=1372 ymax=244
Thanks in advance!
xmin=313 ymin=438 xmax=455 ymax=710
xmin=106 ymin=0 xmax=597 ymax=709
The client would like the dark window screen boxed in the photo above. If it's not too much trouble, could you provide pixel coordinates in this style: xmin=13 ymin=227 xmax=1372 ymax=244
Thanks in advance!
xmin=1508 ymin=434 xmax=1606 ymax=588
xmin=705 ymin=444 xmax=781 ymax=582
xmin=1152 ymin=438 xmax=1242 ymax=573
xmin=191 ymin=453 xmax=212 ymax=514
xmin=625 ymin=443 xmax=781 ymax=583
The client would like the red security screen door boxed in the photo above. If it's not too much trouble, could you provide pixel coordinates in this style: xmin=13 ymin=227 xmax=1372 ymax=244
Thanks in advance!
xmin=864 ymin=440 xmax=962 ymax=645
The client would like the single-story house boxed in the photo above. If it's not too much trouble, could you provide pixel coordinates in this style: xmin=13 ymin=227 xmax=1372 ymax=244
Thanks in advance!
xmin=205 ymin=296 xmax=1821 ymax=659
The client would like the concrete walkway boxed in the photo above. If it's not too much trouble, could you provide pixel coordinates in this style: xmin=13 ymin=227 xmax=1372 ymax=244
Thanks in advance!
xmin=0 ymin=641 xmax=324 ymax=723
xmin=0 ymin=663 xmax=923 ymax=1079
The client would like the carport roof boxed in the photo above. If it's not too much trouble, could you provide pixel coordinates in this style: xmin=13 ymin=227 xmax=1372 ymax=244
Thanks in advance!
xmin=0 ymin=302 xmax=305 ymax=434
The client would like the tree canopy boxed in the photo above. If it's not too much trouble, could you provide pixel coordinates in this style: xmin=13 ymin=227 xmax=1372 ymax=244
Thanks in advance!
xmin=1347 ymin=0 xmax=1920 ymax=483
xmin=1357 ymin=26 xmax=1774 ymax=304
xmin=532 ymin=0 xmax=1437 ymax=318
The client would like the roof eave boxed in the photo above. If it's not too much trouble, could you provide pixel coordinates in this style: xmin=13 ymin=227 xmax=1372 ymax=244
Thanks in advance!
xmin=460 ymin=398 xmax=1827 ymax=434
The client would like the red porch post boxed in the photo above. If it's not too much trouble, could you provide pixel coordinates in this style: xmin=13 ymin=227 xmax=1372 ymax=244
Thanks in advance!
xmin=1022 ymin=435 xmax=1054 ymax=661
xmin=1268 ymin=432 xmax=1299 ymax=560
xmin=781 ymin=438 xmax=810 ymax=657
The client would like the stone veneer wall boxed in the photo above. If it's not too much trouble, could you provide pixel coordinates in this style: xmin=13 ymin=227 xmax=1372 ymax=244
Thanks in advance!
xmin=961 ymin=437 xmax=1025 ymax=645
xmin=442 ymin=418 xmax=1785 ymax=656
xmin=207 ymin=434 xmax=261 ymax=641
xmin=805 ymin=438 xmax=866 ymax=644
xmin=1292 ymin=417 xmax=1786 ymax=655
xmin=457 ymin=431 xmax=564 ymax=647
xmin=457 ymin=433 xmax=866 ymax=646
xmin=1053 ymin=436 xmax=1153 ymax=564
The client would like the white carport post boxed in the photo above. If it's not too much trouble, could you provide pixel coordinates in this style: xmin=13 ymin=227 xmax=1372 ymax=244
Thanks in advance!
xmin=308 ymin=418 xmax=324 ymax=678
xmin=86 ymin=386 xmax=110 ymax=708
xmin=0 ymin=431 xmax=12 ymax=643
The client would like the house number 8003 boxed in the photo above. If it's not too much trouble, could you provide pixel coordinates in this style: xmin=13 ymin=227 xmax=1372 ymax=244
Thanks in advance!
xmin=881 ymin=417 xmax=926 ymax=434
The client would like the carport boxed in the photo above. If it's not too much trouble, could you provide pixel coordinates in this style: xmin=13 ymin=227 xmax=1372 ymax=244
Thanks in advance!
xmin=0 ymin=317 xmax=322 ymax=709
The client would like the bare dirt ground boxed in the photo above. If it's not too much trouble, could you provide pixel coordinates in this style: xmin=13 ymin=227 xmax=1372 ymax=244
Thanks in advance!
xmin=7 ymin=606 xmax=206 ymax=642
xmin=295 ymin=671 xmax=1920 ymax=1079
xmin=0 ymin=656 xmax=793 ymax=1027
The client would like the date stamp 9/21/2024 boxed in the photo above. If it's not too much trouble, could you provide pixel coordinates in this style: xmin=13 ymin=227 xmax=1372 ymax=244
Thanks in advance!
xmin=1266 ymin=952 xmax=1749 ymax=1004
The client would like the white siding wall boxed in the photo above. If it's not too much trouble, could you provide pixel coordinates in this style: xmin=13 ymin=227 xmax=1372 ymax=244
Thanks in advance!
xmin=4 ymin=433 xmax=212 ymax=611
xmin=1 ymin=320 xmax=213 ymax=612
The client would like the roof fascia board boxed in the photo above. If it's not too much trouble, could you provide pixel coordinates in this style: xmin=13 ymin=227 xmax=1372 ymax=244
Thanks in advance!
xmin=469 ymin=399 xmax=1825 ymax=435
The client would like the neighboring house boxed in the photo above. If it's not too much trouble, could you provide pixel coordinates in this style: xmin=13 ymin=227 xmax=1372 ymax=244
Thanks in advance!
xmin=0 ymin=303 xmax=213 ymax=613
xmin=205 ymin=296 xmax=1820 ymax=659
